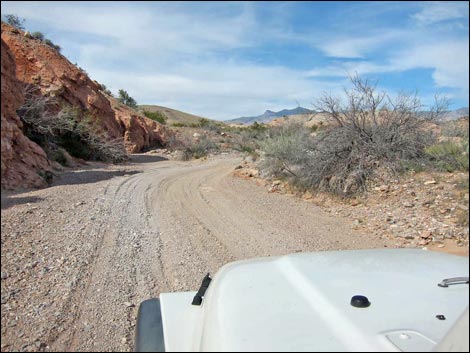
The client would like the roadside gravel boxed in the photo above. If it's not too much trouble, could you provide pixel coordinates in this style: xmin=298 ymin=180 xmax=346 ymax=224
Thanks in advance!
xmin=1 ymin=153 xmax=392 ymax=352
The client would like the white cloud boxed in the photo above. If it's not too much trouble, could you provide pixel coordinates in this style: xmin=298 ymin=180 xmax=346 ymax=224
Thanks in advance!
xmin=1 ymin=1 xmax=468 ymax=119
xmin=391 ymin=40 xmax=469 ymax=91
xmin=87 ymin=61 xmax=342 ymax=120
xmin=412 ymin=1 xmax=469 ymax=25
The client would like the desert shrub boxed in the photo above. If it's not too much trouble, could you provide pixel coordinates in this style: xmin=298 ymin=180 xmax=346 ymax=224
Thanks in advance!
xmin=143 ymin=110 xmax=167 ymax=124
xmin=260 ymin=123 xmax=313 ymax=182
xmin=31 ymin=31 xmax=45 ymax=41
xmin=425 ymin=141 xmax=469 ymax=172
xmin=4 ymin=14 xmax=25 ymax=30
xmin=260 ymin=75 xmax=448 ymax=195
xmin=442 ymin=119 xmax=469 ymax=139
xmin=43 ymin=38 xmax=61 ymax=52
xmin=117 ymin=89 xmax=137 ymax=109
xmin=199 ymin=118 xmax=210 ymax=128
xmin=37 ymin=170 xmax=54 ymax=185
xmin=48 ymin=147 xmax=69 ymax=166
xmin=171 ymin=122 xmax=187 ymax=127
xmin=179 ymin=136 xmax=219 ymax=160
xmin=193 ymin=118 xmax=223 ymax=132
xmin=17 ymin=85 xmax=128 ymax=163
xmin=99 ymin=84 xmax=113 ymax=96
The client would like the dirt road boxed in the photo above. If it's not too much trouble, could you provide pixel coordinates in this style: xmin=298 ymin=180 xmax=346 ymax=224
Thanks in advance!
xmin=1 ymin=154 xmax=391 ymax=352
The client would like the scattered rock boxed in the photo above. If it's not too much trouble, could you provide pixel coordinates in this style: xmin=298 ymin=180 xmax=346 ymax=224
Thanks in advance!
xmin=420 ymin=230 xmax=432 ymax=239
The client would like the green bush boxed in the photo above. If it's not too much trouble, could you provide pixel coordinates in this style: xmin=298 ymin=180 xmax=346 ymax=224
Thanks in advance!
xmin=43 ymin=38 xmax=61 ymax=52
xmin=143 ymin=110 xmax=167 ymax=124
xmin=425 ymin=141 xmax=469 ymax=172
xmin=171 ymin=122 xmax=187 ymax=127
xmin=117 ymin=89 xmax=137 ymax=109
xmin=49 ymin=147 xmax=69 ymax=166
xmin=31 ymin=31 xmax=45 ymax=41
xmin=260 ymin=123 xmax=312 ymax=180
xmin=4 ymin=14 xmax=25 ymax=30
xmin=180 ymin=136 xmax=219 ymax=160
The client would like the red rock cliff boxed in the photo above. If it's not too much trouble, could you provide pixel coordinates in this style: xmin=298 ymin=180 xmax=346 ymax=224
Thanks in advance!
xmin=1 ymin=37 xmax=51 ymax=189
xmin=1 ymin=23 xmax=173 ymax=189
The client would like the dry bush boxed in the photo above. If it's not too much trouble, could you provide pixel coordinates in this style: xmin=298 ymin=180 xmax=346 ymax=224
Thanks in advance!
xmin=18 ymin=85 xmax=128 ymax=163
xmin=172 ymin=134 xmax=219 ymax=161
xmin=261 ymin=75 xmax=448 ymax=195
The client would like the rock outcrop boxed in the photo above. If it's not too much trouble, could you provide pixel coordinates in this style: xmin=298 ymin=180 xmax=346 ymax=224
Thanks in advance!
xmin=1 ymin=37 xmax=51 ymax=189
xmin=110 ymin=98 xmax=173 ymax=153
xmin=1 ymin=22 xmax=173 ymax=189
xmin=1 ymin=24 xmax=122 ymax=138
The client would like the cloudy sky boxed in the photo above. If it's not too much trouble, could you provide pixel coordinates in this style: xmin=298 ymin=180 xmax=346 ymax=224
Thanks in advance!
xmin=1 ymin=1 xmax=469 ymax=120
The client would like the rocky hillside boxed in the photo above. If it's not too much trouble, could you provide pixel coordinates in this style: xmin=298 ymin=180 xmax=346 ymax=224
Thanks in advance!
xmin=138 ymin=104 xmax=211 ymax=126
xmin=1 ymin=22 xmax=172 ymax=189
xmin=1 ymin=37 xmax=51 ymax=189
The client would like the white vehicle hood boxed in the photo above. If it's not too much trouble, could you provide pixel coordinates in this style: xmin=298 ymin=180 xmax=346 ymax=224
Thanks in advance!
xmin=160 ymin=249 xmax=469 ymax=352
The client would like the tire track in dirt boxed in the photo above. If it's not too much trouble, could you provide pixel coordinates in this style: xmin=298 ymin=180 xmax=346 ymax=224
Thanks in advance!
xmin=2 ymin=154 xmax=391 ymax=352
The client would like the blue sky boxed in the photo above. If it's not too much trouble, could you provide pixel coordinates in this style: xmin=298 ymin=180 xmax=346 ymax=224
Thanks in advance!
xmin=1 ymin=1 xmax=469 ymax=120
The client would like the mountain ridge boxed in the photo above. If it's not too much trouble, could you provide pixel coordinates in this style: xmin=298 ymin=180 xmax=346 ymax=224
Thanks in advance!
xmin=227 ymin=107 xmax=314 ymax=125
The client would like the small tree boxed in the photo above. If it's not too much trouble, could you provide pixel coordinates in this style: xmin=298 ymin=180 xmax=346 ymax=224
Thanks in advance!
xmin=4 ymin=14 xmax=25 ymax=30
xmin=117 ymin=89 xmax=138 ymax=109
xmin=31 ymin=31 xmax=45 ymax=41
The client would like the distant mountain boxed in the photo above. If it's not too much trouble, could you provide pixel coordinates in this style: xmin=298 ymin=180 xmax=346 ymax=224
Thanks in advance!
xmin=441 ymin=107 xmax=469 ymax=121
xmin=227 ymin=106 xmax=469 ymax=125
xmin=227 ymin=107 xmax=314 ymax=125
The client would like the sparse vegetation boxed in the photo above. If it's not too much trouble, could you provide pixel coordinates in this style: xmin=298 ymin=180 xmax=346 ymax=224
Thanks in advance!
xmin=143 ymin=110 xmax=167 ymax=124
xmin=171 ymin=122 xmax=187 ymax=128
xmin=180 ymin=135 xmax=219 ymax=160
xmin=4 ymin=14 xmax=25 ymax=30
xmin=260 ymin=75 xmax=449 ymax=196
xmin=43 ymin=38 xmax=61 ymax=52
xmin=18 ymin=85 xmax=128 ymax=163
xmin=99 ymin=84 xmax=113 ymax=96
xmin=3 ymin=16 xmax=62 ymax=52
xmin=117 ymin=89 xmax=138 ymax=109
xmin=31 ymin=31 xmax=45 ymax=41
xmin=425 ymin=141 xmax=469 ymax=172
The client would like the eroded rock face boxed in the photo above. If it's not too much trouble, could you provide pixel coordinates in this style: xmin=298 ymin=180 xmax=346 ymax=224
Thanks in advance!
xmin=1 ymin=23 xmax=173 ymax=189
xmin=1 ymin=22 xmax=172 ymax=149
xmin=1 ymin=22 xmax=122 ymax=139
xmin=1 ymin=37 xmax=51 ymax=189
xmin=110 ymin=99 xmax=172 ymax=153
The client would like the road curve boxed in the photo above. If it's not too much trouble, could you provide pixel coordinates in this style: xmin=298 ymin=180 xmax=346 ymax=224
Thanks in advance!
xmin=1 ymin=154 xmax=390 ymax=352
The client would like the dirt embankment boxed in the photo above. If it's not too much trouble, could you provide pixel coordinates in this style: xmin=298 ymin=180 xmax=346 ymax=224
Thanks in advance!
xmin=1 ymin=153 xmax=393 ymax=352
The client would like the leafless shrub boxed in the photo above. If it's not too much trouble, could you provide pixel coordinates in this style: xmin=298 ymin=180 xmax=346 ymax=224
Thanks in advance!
xmin=17 ymin=84 xmax=128 ymax=163
xmin=261 ymin=75 xmax=448 ymax=195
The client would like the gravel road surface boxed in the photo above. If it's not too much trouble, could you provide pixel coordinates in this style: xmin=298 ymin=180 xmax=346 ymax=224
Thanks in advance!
xmin=1 ymin=153 xmax=391 ymax=351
